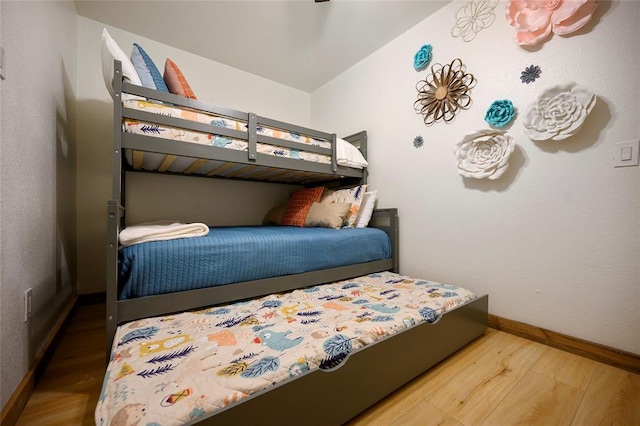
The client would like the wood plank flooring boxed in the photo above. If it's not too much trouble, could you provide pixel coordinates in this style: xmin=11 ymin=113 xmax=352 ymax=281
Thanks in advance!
xmin=15 ymin=303 xmax=640 ymax=425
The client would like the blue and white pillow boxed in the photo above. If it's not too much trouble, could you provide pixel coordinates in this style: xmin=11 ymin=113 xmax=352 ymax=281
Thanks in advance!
xmin=130 ymin=43 xmax=169 ymax=93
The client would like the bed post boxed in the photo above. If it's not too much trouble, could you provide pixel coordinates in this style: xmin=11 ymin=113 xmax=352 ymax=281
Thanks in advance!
xmin=106 ymin=60 xmax=125 ymax=357
xmin=106 ymin=200 xmax=122 ymax=356
xmin=370 ymin=208 xmax=399 ymax=273
xmin=331 ymin=133 xmax=338 ymax=173
xmin=359 ymin=131 xmax=368 ymax=184
xmin=342 ymin=131 xmax=368 ymax=185
xmin=112 ymin=60 xmax=124 ymax=205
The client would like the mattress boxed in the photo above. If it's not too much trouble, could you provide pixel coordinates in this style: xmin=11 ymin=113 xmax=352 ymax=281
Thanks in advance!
xmin=123 ymin=99 xmax=333 ymax=172
xmin=96 ymin=271 xmax=477 ymax=426
xmin=118 ymin=226 xmax=391 ymax=300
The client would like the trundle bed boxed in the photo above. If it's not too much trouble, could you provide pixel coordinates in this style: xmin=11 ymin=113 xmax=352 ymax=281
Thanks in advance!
xmin=99 ymin=60 xmax=488 ymax=425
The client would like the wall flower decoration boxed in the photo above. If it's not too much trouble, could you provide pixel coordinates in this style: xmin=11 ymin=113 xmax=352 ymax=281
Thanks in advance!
xmin=522 ymin=81 xmax=596 ymax=141
xmin=413 ymin=44 xmax=432 ymax=71
xmin=451 ymin=0 xmax=499 ymax=42
xmin=413 ymin=135 xmax=424 ymax=148
xmin=485 ymin=99 xmax=515 ymax=128
xmin=521 ymin=64 xmax=541 ymax=84
xmin=506 ymin=0 xmax=598 ymax=46
xmin=414 ymin=58 xmax=476 ymax=126
xmin=454 ymin=129 xmax=515 ymax=180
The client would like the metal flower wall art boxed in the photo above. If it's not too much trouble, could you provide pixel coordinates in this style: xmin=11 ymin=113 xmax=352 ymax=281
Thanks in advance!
xmin=506 ymin=0 xmax=598 ymax=46
xmin=454 ymin=129 xmax=515 ymax=180
xmin=522 ymin=82 xmax=596 ymax=141
xmin=414 ymin=58 xmax=476 ymax=126
xmin=452 ymin=0 xmax=498 ymax=42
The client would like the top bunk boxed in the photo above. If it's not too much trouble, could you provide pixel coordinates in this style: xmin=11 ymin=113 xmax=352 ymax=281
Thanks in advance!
xmin=111 ymin=60 xmax=368 ymax=192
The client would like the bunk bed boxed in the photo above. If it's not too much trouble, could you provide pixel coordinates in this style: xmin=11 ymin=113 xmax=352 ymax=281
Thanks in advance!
xmin=100 ymin=60 xmax=488 ymax=425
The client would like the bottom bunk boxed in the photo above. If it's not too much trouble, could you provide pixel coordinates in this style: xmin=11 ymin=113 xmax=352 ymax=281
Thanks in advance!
xmin=106 ymin=206 xmax=400 ymax=350
xmin=96 ymin=271 xmax=488 ymax=426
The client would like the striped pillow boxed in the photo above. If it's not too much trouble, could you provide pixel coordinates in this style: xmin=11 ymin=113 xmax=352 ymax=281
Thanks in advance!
xmin=281 ymin=187 xmax=324 ymax=227
xmin=130 ymin=43 xmax=169 ymax=93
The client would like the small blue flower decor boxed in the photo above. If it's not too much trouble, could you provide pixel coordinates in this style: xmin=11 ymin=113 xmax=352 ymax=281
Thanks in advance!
xmin=413 ymin=44 xmax=432 ymax=71
xmin=413 ymin=135 xmax=424 ymax=148
xmin=484 ymin=99 xmax=515 ymax=128
xmin=520 ymin=65 xmax=541 ymax=84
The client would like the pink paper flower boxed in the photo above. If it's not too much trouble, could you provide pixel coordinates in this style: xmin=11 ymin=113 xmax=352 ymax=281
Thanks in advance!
xmin=506 ymin=0 xmax=598 ymax=45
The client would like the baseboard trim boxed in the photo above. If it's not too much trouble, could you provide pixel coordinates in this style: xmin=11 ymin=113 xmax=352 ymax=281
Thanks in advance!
xmin=488 ymin=314 xmax=640 ymax=374
xmin=0 ymin=295 xmax=79 ymax=426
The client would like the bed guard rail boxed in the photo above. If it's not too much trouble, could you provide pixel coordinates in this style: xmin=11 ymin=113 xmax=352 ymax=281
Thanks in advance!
xmin=370 ymin=208 xmax=399 ymax=273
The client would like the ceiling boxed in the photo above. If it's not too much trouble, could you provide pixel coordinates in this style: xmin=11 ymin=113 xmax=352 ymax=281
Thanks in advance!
xmin=74 ymin=0 xmax=451 ymax=92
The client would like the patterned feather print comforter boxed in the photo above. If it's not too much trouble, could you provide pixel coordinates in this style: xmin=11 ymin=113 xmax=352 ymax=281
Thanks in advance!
xmin=123 ymin=99 xmax=334 ymax=169
xmin=96 ymin=272 xmax=476 ymax=426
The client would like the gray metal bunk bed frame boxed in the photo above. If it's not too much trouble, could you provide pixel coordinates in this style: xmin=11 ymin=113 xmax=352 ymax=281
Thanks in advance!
xmin=106 ymin=61 xmax=397 ymax=349
xmin=105 ymin=61 xmax=488 ymax=425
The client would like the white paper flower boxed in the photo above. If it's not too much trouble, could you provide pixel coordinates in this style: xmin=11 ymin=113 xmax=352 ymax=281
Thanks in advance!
xmin=522 ymin=82 xmax=596 ymax=141
xmin=455 ymin=129 xmax=515 ymax=180
xmin=452 ymin=0 xmax=498 ymax=42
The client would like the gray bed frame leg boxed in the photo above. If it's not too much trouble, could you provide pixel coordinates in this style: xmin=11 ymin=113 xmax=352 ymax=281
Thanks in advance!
xmin=106 ymin=200 xmax=122 ymax=360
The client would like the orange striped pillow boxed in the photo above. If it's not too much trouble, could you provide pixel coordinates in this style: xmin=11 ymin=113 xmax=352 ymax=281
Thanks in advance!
xmin=281 ymin=187 xmax=324 ymax=227
xmin=163 ymin=58 xmax=197 ymax=99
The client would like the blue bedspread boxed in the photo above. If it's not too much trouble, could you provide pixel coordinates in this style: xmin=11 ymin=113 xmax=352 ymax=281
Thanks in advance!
xmin=118 ymin=226 xmax=391 ymax=299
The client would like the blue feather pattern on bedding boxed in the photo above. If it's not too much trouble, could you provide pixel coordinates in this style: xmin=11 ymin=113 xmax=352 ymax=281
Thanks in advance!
xmin=118 ymin=226 xmax=391 ymax=299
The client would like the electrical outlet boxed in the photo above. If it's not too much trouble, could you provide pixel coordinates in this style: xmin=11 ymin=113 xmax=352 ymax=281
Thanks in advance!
xmin=24 ymin=288 xmax=32 ymax=322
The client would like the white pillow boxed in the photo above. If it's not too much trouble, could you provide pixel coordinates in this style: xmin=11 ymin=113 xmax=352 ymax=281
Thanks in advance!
xmin=336 ymin=138 xmax=368 ymax=169
xmin=354 ymin=190 xmax=377 ymax=228
xmin=101 ymin=28 xmax=142 ymax=99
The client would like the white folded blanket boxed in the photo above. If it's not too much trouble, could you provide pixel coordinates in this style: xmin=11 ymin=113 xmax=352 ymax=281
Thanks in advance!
xmin=119 ymin=221 xmax=209 ymax=247
xmin=336 ymin=138 xmax=369 ymax=169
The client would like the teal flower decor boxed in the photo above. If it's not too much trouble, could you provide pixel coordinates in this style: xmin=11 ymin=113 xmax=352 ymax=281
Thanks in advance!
xmin=484 ymin=99 xmax=515 ymax=128
xmin=413 ymin=135 xmax=424 ymax=148
xmin=413 ymin=44 xmax=432 ymax=71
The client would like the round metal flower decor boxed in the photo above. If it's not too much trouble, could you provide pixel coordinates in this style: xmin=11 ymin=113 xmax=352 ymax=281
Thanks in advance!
xmin=522 ymin=81 xmax=596 ymax=141
xmin=454 ymin=129 xmax=515 ymax=180
xmin=414 ymin=58 xmax=476 ymax=126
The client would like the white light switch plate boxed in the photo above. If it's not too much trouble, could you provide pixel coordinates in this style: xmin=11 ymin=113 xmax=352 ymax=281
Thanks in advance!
xmin=614 ymin=140 xmax=639 ymax=167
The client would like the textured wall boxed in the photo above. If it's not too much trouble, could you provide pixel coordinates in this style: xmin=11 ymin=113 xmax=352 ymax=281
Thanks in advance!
xmin=0 ymin=0 xmax=77 ymax=410
xmin=312 ymin=0 xmax=640 ymax=354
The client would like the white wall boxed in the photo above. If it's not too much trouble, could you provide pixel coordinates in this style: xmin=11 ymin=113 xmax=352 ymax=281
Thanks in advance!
xmin=0 ymin=0 xmax=77 ymax=410
xmin=75 ymin=18 xmax=312 ymax=294
xmin=312 ymin=0 xmax=639 ymax=355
